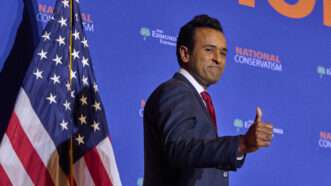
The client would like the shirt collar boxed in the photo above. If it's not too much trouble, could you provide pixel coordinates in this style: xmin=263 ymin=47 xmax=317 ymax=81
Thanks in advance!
xmin=179 ymin=68 xmax=206 ymax=94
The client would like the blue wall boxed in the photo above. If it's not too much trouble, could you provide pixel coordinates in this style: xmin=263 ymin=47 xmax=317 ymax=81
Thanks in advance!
xmin=1 ymin=0 xmax=331 ymax=185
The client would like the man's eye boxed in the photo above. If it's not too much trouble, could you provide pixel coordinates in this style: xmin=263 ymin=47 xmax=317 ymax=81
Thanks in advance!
xmin=205 ymin=48 xmax=212 ymax=52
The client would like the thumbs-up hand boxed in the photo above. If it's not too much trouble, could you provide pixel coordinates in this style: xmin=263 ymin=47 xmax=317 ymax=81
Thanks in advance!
xmin=239 ymin=107 xmax=273 ymax=154
xmin=255 ymin=106 xmax=262 ymax=123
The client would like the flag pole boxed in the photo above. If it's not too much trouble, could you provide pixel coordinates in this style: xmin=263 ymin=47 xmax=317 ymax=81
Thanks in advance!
xmin=69 ymin=0 xmax=74 ymax=185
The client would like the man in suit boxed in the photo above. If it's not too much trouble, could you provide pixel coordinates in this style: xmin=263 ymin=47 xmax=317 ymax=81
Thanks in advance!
xmin=143 ymin=15 xmax=273 ymax=186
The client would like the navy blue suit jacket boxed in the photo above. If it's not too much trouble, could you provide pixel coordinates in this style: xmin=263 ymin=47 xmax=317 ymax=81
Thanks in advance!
xmin=143 ymin=73 xmax=245 ymax=186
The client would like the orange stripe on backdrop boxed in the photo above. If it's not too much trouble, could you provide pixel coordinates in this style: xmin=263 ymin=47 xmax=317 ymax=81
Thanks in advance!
xmin=324 ymin=0 xmax=331 ymax=26
xmin=268 ymin=0 xmax=316 ymax=19
xmin=239 ymin=0 xmax=255 ymax=7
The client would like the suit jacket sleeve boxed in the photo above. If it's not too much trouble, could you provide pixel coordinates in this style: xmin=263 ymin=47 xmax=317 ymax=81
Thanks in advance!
xmin=148 ymin=85 xmax=244 ymax=171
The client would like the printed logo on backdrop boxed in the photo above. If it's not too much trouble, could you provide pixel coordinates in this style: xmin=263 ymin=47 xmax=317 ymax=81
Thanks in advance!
xmin=137 ymin=177 xmax=144 ymax=186
xmin=234 ymin=46 xmax=283 ymax=72
xmin=238 ymin=0 xmax=331 ymax=27
xmin=37 ymin=3 xmax=95 ymax=32
xmin=139 ymin=27 xmax=177 ymax=47
xmin=319 ymin=131 xmax=331 ymax=149
xmin=233 ymin=118 xmax=284 ymax=136
xmin=317 ymin=65 xmax=331 ymax=78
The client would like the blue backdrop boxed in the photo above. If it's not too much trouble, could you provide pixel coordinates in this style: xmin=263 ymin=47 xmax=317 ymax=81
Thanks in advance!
xmin=1 ymin=0 xmax=331 ymax=186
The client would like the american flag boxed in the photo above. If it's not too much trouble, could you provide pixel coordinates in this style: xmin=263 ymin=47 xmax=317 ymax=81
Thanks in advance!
xmin=0 ymin=0 xmax=122 ymax=185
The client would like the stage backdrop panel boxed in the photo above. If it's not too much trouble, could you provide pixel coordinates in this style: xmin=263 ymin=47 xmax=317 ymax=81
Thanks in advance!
xmin=1 ymin=0 xmax=330 ymax=186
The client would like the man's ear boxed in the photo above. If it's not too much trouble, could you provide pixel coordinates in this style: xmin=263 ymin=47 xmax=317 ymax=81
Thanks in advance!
xmin=179 ymin=45 xmax=190 ymax=64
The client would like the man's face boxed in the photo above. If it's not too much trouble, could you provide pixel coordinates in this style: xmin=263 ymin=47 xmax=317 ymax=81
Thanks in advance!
xmin=182 ymin=27 xmax=227 ymax=88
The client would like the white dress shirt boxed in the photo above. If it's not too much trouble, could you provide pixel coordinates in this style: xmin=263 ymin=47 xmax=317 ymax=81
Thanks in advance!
xmin=179 ymin=68 xmax=205 ymax=95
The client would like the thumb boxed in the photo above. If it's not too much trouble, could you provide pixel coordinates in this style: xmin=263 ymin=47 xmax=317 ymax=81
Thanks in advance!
xmin=254 ymin=106 xmax=262 ymax=123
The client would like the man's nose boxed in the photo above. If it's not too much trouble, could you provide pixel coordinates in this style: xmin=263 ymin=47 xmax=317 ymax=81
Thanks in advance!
xmin=212 ymin=52 xmax=221 ymax=64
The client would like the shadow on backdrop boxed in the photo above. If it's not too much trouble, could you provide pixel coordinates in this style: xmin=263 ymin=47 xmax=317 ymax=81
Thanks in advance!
xmin=0 ymin=0 xmax=42 ymax=140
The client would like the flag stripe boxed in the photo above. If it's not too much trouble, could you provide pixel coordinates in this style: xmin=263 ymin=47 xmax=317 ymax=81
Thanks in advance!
xmin=0 ymin=135 xmax=34 ymax=186
xmin=74 ymin=157 xmax=95 ymax=186
xmin=0 ymin=1 xmax=121 ymax=185
xmin=15 ymin=89 xmax=73 ymax=185
xmin=96 ymin=137 xmax=122 ymax=185
xmin=6 ymin=113 xmax=54 ymax=186
xmin=15 ymin=89 xmax=57 ymax=165
xmin=84 ymin=147 xmax=113 ymax=186
xmin=67 ymin=174 xmax=78 ymax=186
xmin=0 ymin=164 xmax=13 ymax=186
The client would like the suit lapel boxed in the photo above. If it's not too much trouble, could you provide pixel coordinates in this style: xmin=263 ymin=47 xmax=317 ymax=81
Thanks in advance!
xmin=173 ymin=73 xmax=212 ymax=123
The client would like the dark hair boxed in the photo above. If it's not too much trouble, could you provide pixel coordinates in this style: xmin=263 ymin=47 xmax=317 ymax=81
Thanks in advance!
xmin=176 ymin=14 xmax=223 ymax=66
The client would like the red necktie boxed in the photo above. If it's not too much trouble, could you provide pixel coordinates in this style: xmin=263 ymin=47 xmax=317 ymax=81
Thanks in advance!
xmin=200 ymin=91 xmax=217 ymax=129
